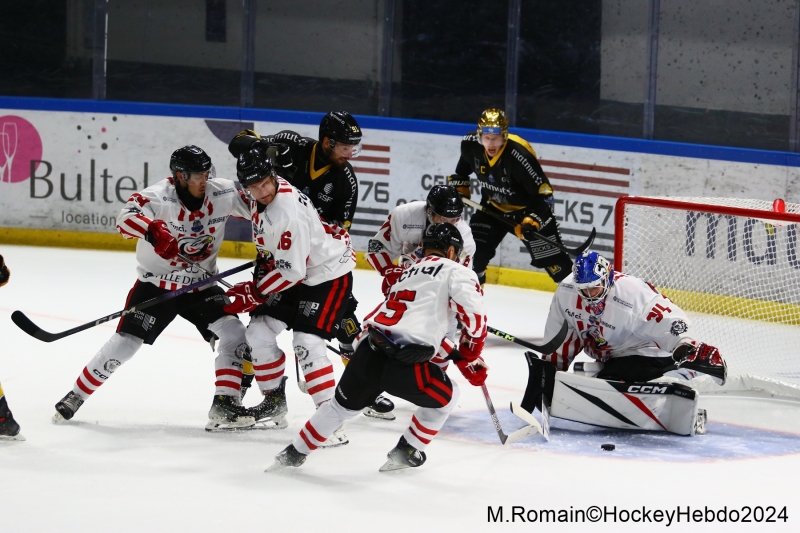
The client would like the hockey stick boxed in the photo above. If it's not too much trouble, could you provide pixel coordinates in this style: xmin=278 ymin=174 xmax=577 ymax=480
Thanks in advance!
xmin=294 ymin=354 xmax=308 ymax=394
xmin=11 ymin=260 xmax=256 ymax=343
xmin=177 ymin=253 xmax=234 ymax=289
xmin=481 ymin=384 xmax=540 ymax=445
xmin=461 ymin=197 xmax=595 ymax=257
xmin=488 ymin=320 xmax=569 ymax=355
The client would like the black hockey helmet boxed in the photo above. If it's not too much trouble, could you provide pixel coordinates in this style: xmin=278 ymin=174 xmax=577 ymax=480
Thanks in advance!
xmin=319 ymin=111 xmax=362 ymax=146
xmin=427 ymin=185 xmax=464 ymax=219
xmin=422 ymin=222 xmax=464 ymax=257
xmin=170 ymin=145 xmax=212 ymax=178
xmin=236 ymin=144 xmax=276 ymax=187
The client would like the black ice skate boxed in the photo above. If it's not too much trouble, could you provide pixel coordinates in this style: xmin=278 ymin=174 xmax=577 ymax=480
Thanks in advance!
xmin=265 ymin=444 xmax=307 ymax=472
xmin=205 ymin=394 xmax=256 ymax=432
xmin=0 ymin=395 xmax=24 ymax=441
xmin=247 ymin=376 xmax=288 ymax=430
xmin=674 ymin=344 xmax=727 ymax=385
xmin=363 ymin=394 xmax=396 ymax=421
xmin=379 ymin=436 xmax=427 ymax=472
xmin=53 ymin=391 xmax=84 ymax=423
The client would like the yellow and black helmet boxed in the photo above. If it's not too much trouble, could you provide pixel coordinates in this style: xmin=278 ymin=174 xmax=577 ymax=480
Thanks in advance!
xmin=477 ymin=108 xmax=508 ymax=139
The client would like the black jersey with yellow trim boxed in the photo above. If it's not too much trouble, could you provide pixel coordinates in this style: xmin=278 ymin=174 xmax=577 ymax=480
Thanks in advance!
xmin=454 ymin=131 xmax=553 ymax=217
xmin=230 ymin=130 xmax=359 ymax=230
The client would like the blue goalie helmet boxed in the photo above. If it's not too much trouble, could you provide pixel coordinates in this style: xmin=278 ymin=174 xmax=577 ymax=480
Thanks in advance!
xmin=572 ymin=251 xmax=613 ymax=303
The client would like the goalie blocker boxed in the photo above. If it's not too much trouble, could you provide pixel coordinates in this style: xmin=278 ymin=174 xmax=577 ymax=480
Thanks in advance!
xmin=521 ymin=353 xmax=706 ymax=437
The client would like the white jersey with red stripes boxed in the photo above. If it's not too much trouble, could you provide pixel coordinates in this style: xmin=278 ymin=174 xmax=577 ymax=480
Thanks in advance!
xmin=249 ymin=177 xmax=356 ymax=294
xmin=542 ymin=271 xmax=696 ymax=371
xmin=365 ymin=201 xmax=475 ymax=274
xmin=116 ymin=177 xmax=250 ymax=290
xmin=361 ymin=254 xmax=486 ymax=351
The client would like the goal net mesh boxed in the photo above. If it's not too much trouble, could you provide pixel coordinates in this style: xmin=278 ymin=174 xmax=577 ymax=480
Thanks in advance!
xmin=616 ymin=196 xmax=800 ymax=398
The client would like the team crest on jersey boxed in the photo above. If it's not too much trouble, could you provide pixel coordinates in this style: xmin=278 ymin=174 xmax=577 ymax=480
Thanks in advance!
xmin=670 ymin=319 xmax=689 ymax=336
xmin=180 ymin=235 xmax=214 ymax=261
xmin=191 ymin=219 xmax=204 ymax=233
xmin=368 ymin=240 xmax=385 ymax=253
xmin=299 ymin=301 xmax=320 ymax=317
xmin=342 ymin=318 xmax=358 ymax=336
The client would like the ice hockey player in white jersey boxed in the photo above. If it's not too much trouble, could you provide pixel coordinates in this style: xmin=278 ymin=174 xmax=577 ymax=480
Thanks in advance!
xmin=267 ymin=223 xmax=488 ymax=472
xmin=53 ymin=146 xmax=256 ymax=431
xmin=1 ymin=254 xmax=24 ymax=441
xmin=223 ymin=144 xmax=356 ymax=443
xmin=542 ymin=251 xmax=727 ymax=384
xmin=366 ymin=184 xmax=476 ymax=296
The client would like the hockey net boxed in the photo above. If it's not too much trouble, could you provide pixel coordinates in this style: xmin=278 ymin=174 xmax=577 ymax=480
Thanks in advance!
xmin=615 ymin=196 xmax=800 ymax=399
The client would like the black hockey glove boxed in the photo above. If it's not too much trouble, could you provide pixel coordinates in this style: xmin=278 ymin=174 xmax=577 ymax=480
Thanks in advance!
xmin=254 ymin=251 xmax=277 ymax=282
xmin=447 ymin=174 xmax=471 ymax=199
xmin=0 ymin=254 xmax=9 ymax=287
xmin=265 ymin=142 xmax=295 ymax=180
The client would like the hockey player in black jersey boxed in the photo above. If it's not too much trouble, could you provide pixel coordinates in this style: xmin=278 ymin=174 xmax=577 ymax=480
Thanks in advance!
xmin=228 ymin=112 xmax=396 ymax=421
xmin=448 ymin=108 xmax=573 ymax=285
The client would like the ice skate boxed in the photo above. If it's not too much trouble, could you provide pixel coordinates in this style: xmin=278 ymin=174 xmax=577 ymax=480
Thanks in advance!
xmin=319 ymin=425 xmax=349 ymax=448
xmin=363 ymin=394 xmax=396 ymax=421
xmin=53 ymin=391 xmax=84 ymax=423
xmin=247 ymin=376 xmax=288 ymax=430
xmin=205 ymin=394 xmax=256 ymax=432
xmin=379 ymin=436 xmax=426 ymax=472
xmin=265 ymin=444 xmax=307 ymax=472
xmin=0 ymin=396 xmax=24 ymax=441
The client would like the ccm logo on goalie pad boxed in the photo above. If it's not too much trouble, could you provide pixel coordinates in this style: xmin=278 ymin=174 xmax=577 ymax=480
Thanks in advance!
xmin=626 ymin=385 xmax=668 ymax=394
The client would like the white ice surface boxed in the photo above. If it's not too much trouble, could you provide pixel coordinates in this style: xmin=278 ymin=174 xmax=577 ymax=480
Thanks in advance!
xmin=1 ymin=245 xmax=799 ymax=532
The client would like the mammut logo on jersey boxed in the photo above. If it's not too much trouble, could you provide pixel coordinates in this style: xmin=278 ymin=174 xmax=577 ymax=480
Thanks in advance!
xmin=511 ymin=149 xmax=543 ymax=185
xmin=299 ymin=301 xmax=320 ymax=317
xmin=212 ymin=188 xmax=234 ymax=196
xmin=403 ymin=224 xmax=424 ymax=229
xmin=670 ymin=319 xmax=689 ymax=336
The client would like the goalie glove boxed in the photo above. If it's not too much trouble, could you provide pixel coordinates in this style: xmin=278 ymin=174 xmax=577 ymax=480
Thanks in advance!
xmin=0 ymin=254 xmax=9 ymax=287
xmin=672 ymin=341 xmax=727 ymax=385
xmin=447 ymin=174 xmax=471 ymax=199
xmin=223 ymin=281 xmax=266 ymax=314
xmin=145 ymin=220 xmax=179 ymax=260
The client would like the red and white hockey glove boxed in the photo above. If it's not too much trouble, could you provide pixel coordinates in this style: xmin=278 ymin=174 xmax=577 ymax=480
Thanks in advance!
xmin=223 ymin=281 xmax=266 ymax=314
xmin=145 ymin=220 xmax=179 ymax=260
xmin=381 ymin=266 xmax=406 ymax=297
xmin=455 ymin=357 xmax=489 ymax=386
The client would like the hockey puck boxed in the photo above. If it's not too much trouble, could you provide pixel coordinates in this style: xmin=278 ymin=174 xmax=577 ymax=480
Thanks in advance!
xmin=601 ymin=443 xmax=615 ymax=451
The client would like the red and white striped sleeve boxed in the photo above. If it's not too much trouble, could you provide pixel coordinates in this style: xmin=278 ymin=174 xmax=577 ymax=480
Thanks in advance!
xmin=365 ymin=214 xmax=399 ymax=275
xmin=448 ymin=266 xmax=487 ymax=340
xmin=542 ymin=287 xmax=583 ymax=371
xmin=116 ymin=191 xmax=157 ymax=240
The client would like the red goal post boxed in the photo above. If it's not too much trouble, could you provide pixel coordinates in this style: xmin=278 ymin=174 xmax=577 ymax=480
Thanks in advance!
xmin=614 ymin=196 xmax=800 ymax=398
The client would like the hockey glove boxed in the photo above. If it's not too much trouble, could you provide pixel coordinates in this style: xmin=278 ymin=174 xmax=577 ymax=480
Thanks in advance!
xmin=672 ymin=341 xmax=726 ymax=384
xmin=514 ymin=213 xmax=543 ymax=241
xmin=265 ymin=142 xmax=294 ymax=179
xmin=223 ymin=281 xmax=266 ymax=314
xmin=145 ymin=220 xmax=179 ymax=260
xmin=455 ymin=356 xmax=489 ymax=386
xmin=447 ymin=174 xmax=471 ymax=199
xmin=0 ymin=254 xmax=9 ymax=287
xmin=254 ymin=251 xmax=277 ymax=282
xmin=381 ymin=266 xmax=406 ymax=297
xmin=458 ymin=329 xmax=487 ymax=362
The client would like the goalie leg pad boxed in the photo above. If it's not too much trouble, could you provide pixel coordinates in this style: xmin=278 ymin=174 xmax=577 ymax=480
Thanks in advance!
xmin=550 ymin=372 xmax=701 ymax=436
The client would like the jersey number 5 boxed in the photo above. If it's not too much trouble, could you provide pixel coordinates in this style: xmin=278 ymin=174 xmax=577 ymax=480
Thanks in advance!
xmin=374 ymin=290 xmax=416 ymax=326
xmin=277 ymin=231 xmax=292 ymax=250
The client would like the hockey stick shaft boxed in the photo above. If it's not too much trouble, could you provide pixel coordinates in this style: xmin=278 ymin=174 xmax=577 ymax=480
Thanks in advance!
xmin=177 ymin=253 xmax=234 ymax=289
xmin=11 ymin=260 xmax=256 ymax=343
xmin=461 ymin=197 xmax=595 ymax=257
xmin=294 ymin=354 xmax=308 ymax=394
xmin=480 ymin=384 xmax=508 ymax=445
xmin=488 ymin=320 xmax=569 ymax=355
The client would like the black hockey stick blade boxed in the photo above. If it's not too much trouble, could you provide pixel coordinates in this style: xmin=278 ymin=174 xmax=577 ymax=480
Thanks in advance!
xmin=11 ymin=260 xmax=255 ymax=343
xmin=487 ymin=320 xmax=568 ymax=355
